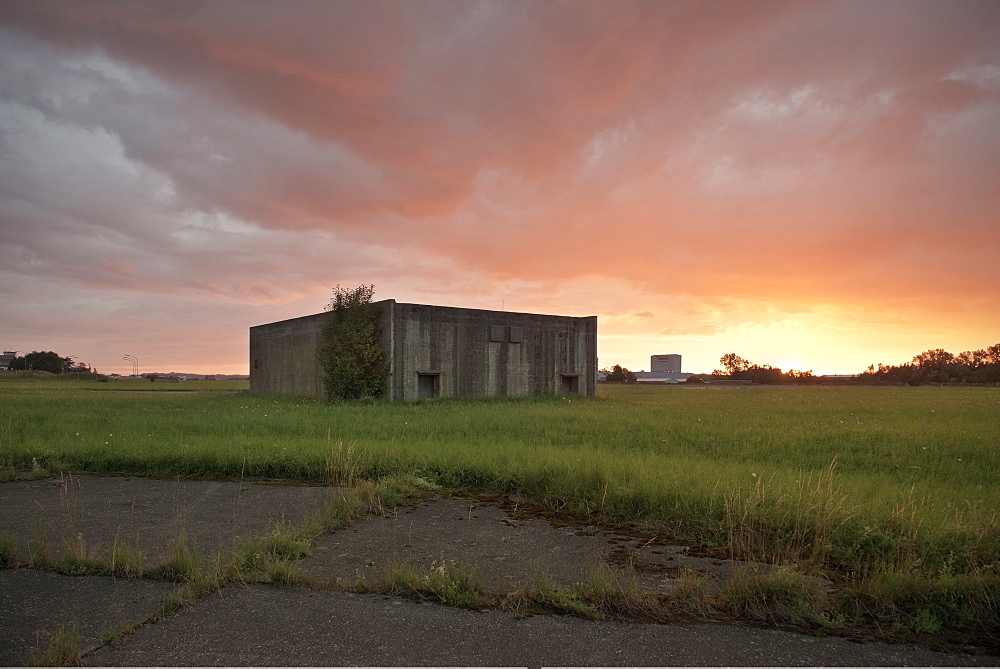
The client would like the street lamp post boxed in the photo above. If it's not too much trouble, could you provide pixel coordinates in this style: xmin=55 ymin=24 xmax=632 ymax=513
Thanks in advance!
xmin=123 ymin=354 xmax=139 ymax=378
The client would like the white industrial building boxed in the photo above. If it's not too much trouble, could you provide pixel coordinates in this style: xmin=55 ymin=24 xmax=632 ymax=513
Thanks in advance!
xmin=635 ymin=354 xmax=692 ymax=383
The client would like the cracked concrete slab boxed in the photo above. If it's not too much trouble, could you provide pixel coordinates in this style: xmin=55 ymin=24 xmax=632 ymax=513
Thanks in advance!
xmin=86 ymin=585 xmax=996 ymax=667
xmin=297 ymin=496 xmax=759 ymax=592
xmin=0 ymin=474 xmax=342 ymax=565
xmin=2 ymin=475 xmax=994 ymax=665
xmin=0 ymin=569 xmax=174 ymax=666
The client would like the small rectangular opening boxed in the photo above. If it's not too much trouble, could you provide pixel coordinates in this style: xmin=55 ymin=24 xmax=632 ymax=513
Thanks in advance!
xmin=560 ymin=375 xmax=579 ymax=395
xmin=417 ymin=373 xmax=438 ymax=399
xmin=489 ymin=325 xmax=505 ymax=342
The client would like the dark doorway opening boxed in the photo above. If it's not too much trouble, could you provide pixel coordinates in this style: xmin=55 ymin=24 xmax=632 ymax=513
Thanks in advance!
xmin=418 ymin=373 xmax=438 ymax=399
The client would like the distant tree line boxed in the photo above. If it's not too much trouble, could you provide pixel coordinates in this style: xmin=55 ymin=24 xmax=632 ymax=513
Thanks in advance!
xmin=857 ymin=344 xmax=1000 ymax=385
xmin=4 ymin=351 xmax=103 ymax=378
xmin=599 ymin=364 xmax=637 ymax=384
xmin=711 ymin=353 xmax=813 ymax=384
xmin=712 ymin=345 xmax=1000 ymax=385
xmin=601 ymin=343 xmax=1000 ymax=387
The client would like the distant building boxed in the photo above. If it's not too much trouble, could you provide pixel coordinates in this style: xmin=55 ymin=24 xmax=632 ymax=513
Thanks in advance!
xmin=635 ymin=354 xmax=692 ymax=383
xmin=650 ymin=354 xmax=682 ymax=373
xmin=250 ymin=300 xmax=597 ymax=401
xmin=0 ymin=351 xmax=15 ymax=370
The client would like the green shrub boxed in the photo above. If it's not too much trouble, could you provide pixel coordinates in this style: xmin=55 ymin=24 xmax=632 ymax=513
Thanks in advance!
xmin=316 ymin=284 xmax=387 ymax=401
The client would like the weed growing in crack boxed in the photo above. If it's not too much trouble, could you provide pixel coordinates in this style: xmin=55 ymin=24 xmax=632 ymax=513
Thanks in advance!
xmin=574 ymin=561 xmax=648 ymax=617
xmin=0 ymin=532 xmax=18 ymax=566
xmin=99 ymin=616 xmax=142 ymax=648
xmin=109 ymin=537 xmax=147 ymax=579
xmin=423 ymin=559 xmax=488 ymax=607
xmin=382 ymin=558 xmax=420 ymax=591
xmin=266 ymin=558 xmax=300 ymax=585
xmin=29 ymin=526 xmax=52 ymax=569
xmin=148 ymin=530 xmax=204 ymax=582
xmin=262 ymin=524 xmax=311 ymax=560
xmin=382 ymin=558 xmax=489 ymax=607
xmin=56 ymin=533 xmax=104 ymax=576
xmin=26 ymin=623 xmax=81 ymax=667
xmin=528 ymin=571 xmax=603 ymax=620
xmin=301 ymin=493 xmax=364 ymax=537
xmin=227 ymin=523 xmax=312 ymax=583
xmin=350 ymin=570 xmax=369 ymax=593
xmin=667 ymin=569 xmax=716 ymax=618
xmin=158 ymin=583 xmax=197 ymax=617
xmin=100 ymin=625 xmax=124 ymax=647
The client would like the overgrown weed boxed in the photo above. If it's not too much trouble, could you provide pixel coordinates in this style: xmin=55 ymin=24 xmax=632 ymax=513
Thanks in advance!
xmin=56 ymin=533 xmax=105 ymax=576
xmin=722 ymin=459 xmax=856 ymax=570
xmin=382 ymin=558 xmax=490 ymax=608
xmin=109 ymin=537 xmax=147 ymax=578
xmin=26 ymin=624 xmax=81 ymax=667
xmin=30 ymin=526 xmax=53 ymax=568
xmin=0 ymin=531 xmax=19 ymax=566
xmin=840 ymin=567 xmax=1000 ymax=635
xmin=666 ymin=568 xmax=717 ymax=618
xmin=722 ymin=566 xmax=831 ymax=626
xmin=226 ymin=522 xmax=311 ymax=583
xmin=527 ymin=571 xmax=603 ymax=620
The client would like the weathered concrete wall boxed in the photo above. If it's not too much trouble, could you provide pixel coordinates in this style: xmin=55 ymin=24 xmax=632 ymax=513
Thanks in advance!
xmin=249 ymin=312 xmax=327 ymax=397
xmin=250 ymin=300 xmax=597 ymax=401
xmin=386 ymin=303 xmax=597 ymax=401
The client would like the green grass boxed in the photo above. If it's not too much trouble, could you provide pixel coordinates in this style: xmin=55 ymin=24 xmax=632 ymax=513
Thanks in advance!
xmin=528 ymin=571 xmax=604 ymax=619
xmin=382 ymin=558 xmax=491 ymax=608
xmin=722 ymin=566 xmax=831 ymax=626
xmin=0 ymin=375 xmax=247 ymax=392
xmin=0 ymin=531 xmax=18 ymax=566
xmin=26 ymin=624 xmax=81 ymax=667
xmin=1 ymin=381 xmax=997 ymax=627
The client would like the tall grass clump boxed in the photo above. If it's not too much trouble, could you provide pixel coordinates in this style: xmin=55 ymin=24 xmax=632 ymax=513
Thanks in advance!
xmin=0 ymin=532 xmax=19 ymax=566
xmin=723 ymin=566 xmax=831 ymax=626
xmin=841 ymin=568 xmax=1000 ymax=635
xmin=109 ymin=537 xmax=147 ymax=579
xmin=721 ymin=458 xmax=856 ymax=570
xmin=527 ymin=571 xmax=603 ymax=620
xmin=382 ymin=558 xmax=490 ymax=608
xmin=227 ymin=522 xmax=311 ymax=583
xmin=26 ymin=624 xmax=81 ymax=667
xmin=56 ymin=533 xmax=105 ymax=576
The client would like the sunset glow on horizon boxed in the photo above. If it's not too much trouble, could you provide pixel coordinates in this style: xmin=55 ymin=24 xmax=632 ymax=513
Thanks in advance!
xmin=1 ymin=1 xmax=997 ymax=377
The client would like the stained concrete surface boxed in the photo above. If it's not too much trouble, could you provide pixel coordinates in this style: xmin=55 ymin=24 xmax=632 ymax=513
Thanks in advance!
xmin=1 ymin=474 xmax=997 ymax=666
xmin=87 ymin=585 xmax=995 ymax=667
xmin=298 ymin=497 xmax=753 ymax=592
xmin=0 ymin=474 xmax=341 ymax=564
xmin=0 ymin=569 xmax=173 ymax=665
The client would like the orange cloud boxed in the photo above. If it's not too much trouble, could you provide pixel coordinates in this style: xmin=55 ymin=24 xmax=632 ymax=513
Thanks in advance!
xmin=1 ymin=1 xmax=997 ymax=375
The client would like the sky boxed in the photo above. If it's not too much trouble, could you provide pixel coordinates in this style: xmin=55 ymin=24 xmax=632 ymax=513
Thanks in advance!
xmin=1 ymin=1 xmax=998 ymax=376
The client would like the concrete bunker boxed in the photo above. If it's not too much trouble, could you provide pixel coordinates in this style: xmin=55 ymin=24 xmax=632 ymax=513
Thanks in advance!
xmin=250 ymin=299 xmax=597 ymax=401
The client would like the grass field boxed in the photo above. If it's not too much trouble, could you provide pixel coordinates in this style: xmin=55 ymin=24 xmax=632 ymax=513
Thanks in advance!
xmin=1 ymin=379 xmax=997 ymax=631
